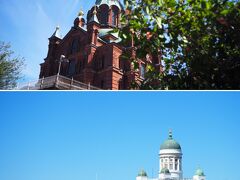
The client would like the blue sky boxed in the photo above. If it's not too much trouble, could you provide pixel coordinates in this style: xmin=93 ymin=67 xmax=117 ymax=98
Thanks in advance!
xmin=0 ymin=92 xmax=240 ymax=180
xmin=0 ymin=0 xmax=95 ymax=82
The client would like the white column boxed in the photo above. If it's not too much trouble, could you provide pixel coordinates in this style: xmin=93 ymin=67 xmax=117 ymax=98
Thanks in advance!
xmin=159 ymin=157 xmax=161 ymax=173
xmin=179 ymin=158 xmax=182 ymax=171
xmin=178 ymin=158 xmax=180 ymax=171
xmin=172 ymin=157 xmax=174 ymax=170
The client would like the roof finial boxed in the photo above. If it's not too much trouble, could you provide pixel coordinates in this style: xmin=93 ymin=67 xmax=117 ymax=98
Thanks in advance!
xmin=50 ymin=25 xmax=61 ymax=39
xmin=88 ymin=5 xmax=99 ymax=24
xmin=78 ymin=8 xmax=84 ymax=17
xmin=93 ymin=5 xmax=97 ymax=15
xmin=168 ymin=129 xmax=173 ymax=139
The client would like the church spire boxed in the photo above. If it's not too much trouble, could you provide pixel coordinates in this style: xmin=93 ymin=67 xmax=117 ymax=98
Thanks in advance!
xmin=93 ymin=5 xmax=97 ymax=15
xmin=74 ymin=9 xmax=85 ymax=28
xmin=89 ymin=6 xmax=99 ymax=24
xmin=78 ymin=8 xmax=84 ymax=17
xmin=168 ymin=129 xmax=173 ymax=139
xmin=50 ymin=26 xmax=61 ymax=39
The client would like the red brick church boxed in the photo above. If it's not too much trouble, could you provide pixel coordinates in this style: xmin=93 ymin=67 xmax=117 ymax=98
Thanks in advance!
xmin=39 ymin=0 xmax=160 ymax=90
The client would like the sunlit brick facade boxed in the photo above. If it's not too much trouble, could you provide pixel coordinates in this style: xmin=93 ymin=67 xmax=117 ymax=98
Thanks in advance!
xmin=39 ymin=0 xmax=160 ymax=90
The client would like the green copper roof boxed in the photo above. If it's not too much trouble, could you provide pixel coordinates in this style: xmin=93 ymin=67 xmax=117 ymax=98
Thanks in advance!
xmin=98 ymin=28 xmax=122 ymax=43
xmin=95 ymin=0 xmax=124 ymax=10
xmin=160 ymin=130 xmax=181 ymax=150
xmin=160 ymin=168 xmax=170 ymax=174
xmin=98 ymin=29 xmax=112 ymax=37
xmin=195 ymin=168 xmax=205 ymax=176
xmin=138 ymin=170 xmax=147 ymax=177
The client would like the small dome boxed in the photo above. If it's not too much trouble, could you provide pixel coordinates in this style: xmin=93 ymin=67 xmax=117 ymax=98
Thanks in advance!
xmin=78 ymin=9 xmax=84 ymax=17
xmin=160 ymin=168 xmax=170 ymax=174
xmin=138 ymin=170 xmax=147 ymax=177
xmin=160 ymin=130 xmax=181 ymax=150
xmin=95 ymin=0 xmax=124 ymax=10
xmin=195 ymin=168 xmax=205 ymax=176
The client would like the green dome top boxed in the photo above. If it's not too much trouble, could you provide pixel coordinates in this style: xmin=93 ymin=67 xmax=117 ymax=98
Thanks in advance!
xmin=138 ymin=170 xmax=147 ymax=177
xmin=95 ymin=0 xmax=124 ymax=10
xmin=160 ymin=130 xmax=181 ymax=150
xmin=160 ymin=168 xmax=170 ymax=174
xmin=195 ymin=168 xmax=205 ymax=176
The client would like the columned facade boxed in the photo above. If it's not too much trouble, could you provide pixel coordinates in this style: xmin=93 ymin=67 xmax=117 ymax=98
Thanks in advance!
xmin=159 ymin=131 xmax=182 ymax=180
xmin=136 ymin=130 xmax=206 ymax=180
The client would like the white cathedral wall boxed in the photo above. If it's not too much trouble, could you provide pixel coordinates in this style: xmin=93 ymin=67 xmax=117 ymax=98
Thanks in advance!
xmin=159 ymin=157 xmax=182 ymax=169
xmin=159 ymin=173 xmax=171 ymax=180
xmin=159 ymin=149 xmax=182 ymax=154
xmin=171 ymin=172 xmax=182 ymax=179
xmin=159 ymin=149 xmax=182 ymax=180
xmin=148 ymin=178 xmax=158 ymax=180
xmin=136 ymin=176 xmax=148 ymax=180
xmin=193 ymin=175 xmax=205 ymax=180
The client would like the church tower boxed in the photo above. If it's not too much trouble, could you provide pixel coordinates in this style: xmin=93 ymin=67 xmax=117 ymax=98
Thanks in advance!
xmin=39 ymin=0 xmax=147 ymax=90
xmin=134 ymin=130 xmax=206 ymax=180
xmin=40 ymin=26 xmax=62 ymax=77
xmin=87 ymin=0 xmax=123 ymax=28
xmin=159 ymin=130 xmax=183 ymax=180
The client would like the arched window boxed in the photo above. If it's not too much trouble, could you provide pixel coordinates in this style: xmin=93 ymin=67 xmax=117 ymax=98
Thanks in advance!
xmin=79 ymin=61 xmax=82 ymax=72
xmin=175 ymin=158 xmax=178 ymax=170
xmin=112 ymin=7 xmax=119 ymax=26
xmin=71 ymin=39 xmax=79 ymax=54
xmin=101 ymin=56 xmax=105 ymax=69
xmin=99 ymin=56 xmax=105 ymax=69
xmin=68 ymin=59 xmax=76 ymax=76
xmin=99 ymin=5 xmax=109 ymax=25
xmin=101 ymin=80 xmax=104 ymax=89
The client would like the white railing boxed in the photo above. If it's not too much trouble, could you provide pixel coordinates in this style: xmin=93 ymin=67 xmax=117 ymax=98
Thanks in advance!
xmin=15 ymin=75 xmax=101 ymax=90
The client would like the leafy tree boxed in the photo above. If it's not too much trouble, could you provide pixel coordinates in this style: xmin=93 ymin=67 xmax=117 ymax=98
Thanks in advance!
xmin=119 ymin=0 xmax=240 ymax=89
xmin=0 ymin=41 xmax=25 ymax=90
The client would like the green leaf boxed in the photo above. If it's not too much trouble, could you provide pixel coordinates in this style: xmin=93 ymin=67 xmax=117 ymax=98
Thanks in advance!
xmin=156 ymin=17 xmax=162 ymax=28
xmin=125 ymin=0 xmax=129 ymax=8
xmin=158 ymin=0 xmax=163 ymax=6
xmin=201 ymin=1 xmax=206 ymax=9
xmin=220 ymin=9 xmax=229 ymax=15
xmin=146 ymin=6 xmax=150 ymax=15
xmin=182 ymin=36 xmax=188 ymax=43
